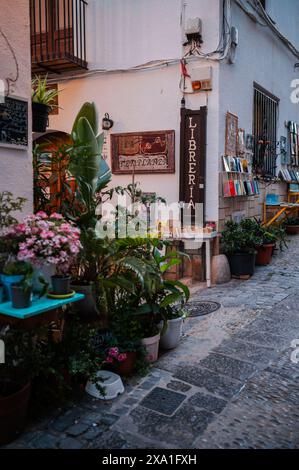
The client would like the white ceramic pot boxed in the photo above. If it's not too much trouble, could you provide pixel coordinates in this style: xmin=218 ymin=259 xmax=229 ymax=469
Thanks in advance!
xmin=141 ymin=333 xmax=160 ymax=363
xmin=160 ymin=317 xmax=183 ymax=350
xmin=85 ymin=370 xmax=124 ymax=400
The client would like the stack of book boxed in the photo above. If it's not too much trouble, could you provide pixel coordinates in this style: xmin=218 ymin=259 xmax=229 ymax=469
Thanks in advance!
xmin=223 ymin=179 xmax=260 ymax=198
xmin=223 ymin=156 xmax=250 ymax=173
xmin=279 ymin=169 xmax=299 ymax=182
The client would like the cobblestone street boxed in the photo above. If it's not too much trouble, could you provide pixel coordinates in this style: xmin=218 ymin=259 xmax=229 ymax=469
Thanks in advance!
xmin=6 ymin=236 xmax=299 ymax=449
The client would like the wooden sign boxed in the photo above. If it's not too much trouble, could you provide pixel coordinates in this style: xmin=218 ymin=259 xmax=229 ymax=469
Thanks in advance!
xmin=0 ymin=96 xmax=28 ymax=148
xmin=180 ymin=106 xmax=207 ymax=222
xmin=225 ymin=112 xmax=238 ymax=156
xmin=111 ymin=130 xmax=175 ymax=174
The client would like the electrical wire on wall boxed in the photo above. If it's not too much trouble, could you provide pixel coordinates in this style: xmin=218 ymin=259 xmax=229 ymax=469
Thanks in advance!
xmin=179 ymin=0 xmax=232 ymax=93
xmin=46 ymin=0 xmax=299 ymax=88
xmin=235 ymin=0 xmax=299 ymax=59
xmin=48 ymin=0 xmax=232 ymax=86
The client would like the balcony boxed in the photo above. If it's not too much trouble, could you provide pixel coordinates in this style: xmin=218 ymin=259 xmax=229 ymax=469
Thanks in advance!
xmin=30 ymin=0 xmax=88 ymax=75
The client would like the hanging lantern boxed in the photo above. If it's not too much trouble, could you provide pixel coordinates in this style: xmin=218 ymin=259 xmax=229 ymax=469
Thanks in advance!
xmin=102 ymin=113 xmax=114 ymax=130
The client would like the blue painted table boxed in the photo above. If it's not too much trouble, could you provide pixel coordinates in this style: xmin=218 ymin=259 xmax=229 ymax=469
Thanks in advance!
xmin=0 ymin=293 xmax=85 ymax=328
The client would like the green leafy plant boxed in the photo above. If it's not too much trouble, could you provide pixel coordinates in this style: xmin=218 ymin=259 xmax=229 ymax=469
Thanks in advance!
xmin=0 ymin=191 xmax=26 ymax=231
xmin=32 ymin=75 xmax=60 ymax=107
xmin=68 ymin=102 xmax=112 ymax=230
xmin=221 ymin=219 xmax=261 ymax=254
xmin=3 ymin=260 xmax=48 ymax=296
xmin=283 ymin=216 xmax=299 ymax=226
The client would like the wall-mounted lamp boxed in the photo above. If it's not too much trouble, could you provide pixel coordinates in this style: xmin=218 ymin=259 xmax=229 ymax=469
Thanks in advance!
xmin=102 ymin=113 xmax=114 ymax=130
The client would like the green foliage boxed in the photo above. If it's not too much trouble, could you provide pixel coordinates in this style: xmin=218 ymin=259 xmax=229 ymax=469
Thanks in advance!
xmin=68 ymin=102 xmax=112 ymax=230
xmin=109 ymin=240 xmax=190 ymax=338
xmin=283 ymin=216 xmax=299 ymax=226
xmin=221 ymin=218 xmax=287 ymax=255
xmin=32 ymin=75 xmax=60 ymax=107
xmin=221 ymin=219 xmax=261 ymax=254
xmin=33 ymin=143 xmax=76 ymax=216
xmin=0 ymin=191 xmax=26 ymax=231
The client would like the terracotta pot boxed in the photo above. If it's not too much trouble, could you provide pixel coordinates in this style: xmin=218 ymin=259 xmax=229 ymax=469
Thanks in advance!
xmin=141 ymin=333 xmax=160 ymax=363
xmin=114 ymin=352 xmax=137 ymax=376
xmin=255 ymin=244 xmax=275 ymax=266
xmin=286 ymin=225 xmax=299 ymax=235
xmin=0 ymin=370 xmax=31 ymax=445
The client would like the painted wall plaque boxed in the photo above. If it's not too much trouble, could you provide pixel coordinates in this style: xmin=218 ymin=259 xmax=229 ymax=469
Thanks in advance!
xmin=180 ymin=106 xmax=207 ymax=223
xmin=0 ymin=96 xmax=28 ymax=148
xmin=111 ymin=130 xmax=175 ymax=174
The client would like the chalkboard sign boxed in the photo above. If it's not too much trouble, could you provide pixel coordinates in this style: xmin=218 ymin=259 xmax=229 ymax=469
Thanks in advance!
xmin=0 ymin=96 xmax=28 ymax=148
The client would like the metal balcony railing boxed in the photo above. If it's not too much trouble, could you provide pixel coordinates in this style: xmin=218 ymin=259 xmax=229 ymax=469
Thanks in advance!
xmin=30 ymin=0 xmax=88 ymax=75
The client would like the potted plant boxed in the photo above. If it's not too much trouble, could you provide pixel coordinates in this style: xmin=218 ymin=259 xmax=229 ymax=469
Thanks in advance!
xmin=159 ymin=306 xmax=189 ymax=350
xmin=11 ymin=263 xmax=34 ymax=309
xmin=5 ymin=212 xmax=81 ymax=296
xmin=32 ymin=75 xmax=60 ymax=132
xmin=283 ymin=216 xmax=299 ymax=235
xmin=1 ymin=261 xmax=32 ymax=301
xmin=252 ymin=222 xmax=277 ymax=266
xmin=221 ymin=219 xmax=260 ymax=277
xmin=124 ymin=243 xmax=189 ymax=362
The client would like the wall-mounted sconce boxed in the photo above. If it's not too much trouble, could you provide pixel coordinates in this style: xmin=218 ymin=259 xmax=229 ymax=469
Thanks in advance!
xmin=102 ymin=113 xmax=114 ymax=130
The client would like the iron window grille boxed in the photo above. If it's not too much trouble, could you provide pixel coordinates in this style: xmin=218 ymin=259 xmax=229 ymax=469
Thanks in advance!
xmin=253 ymin=83 xmax=279 ymax=178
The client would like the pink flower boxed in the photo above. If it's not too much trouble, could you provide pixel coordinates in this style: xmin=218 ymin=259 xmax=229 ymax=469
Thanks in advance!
xmin=15 ymin=223 xmax=26 ymax=233
xmin=108 ymin=347 xmax=119 ymax=358
xmin=117 ymin=353 xmax=127 ymax=362
xmin=36 ymin=211 xmax=48 ymax=219
xmin=50 ymin=213 xmax=63 ymax=220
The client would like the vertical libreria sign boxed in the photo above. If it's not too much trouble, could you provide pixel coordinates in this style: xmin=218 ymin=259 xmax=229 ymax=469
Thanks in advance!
xmin=180 ymin=106 xmax=207 ymax=224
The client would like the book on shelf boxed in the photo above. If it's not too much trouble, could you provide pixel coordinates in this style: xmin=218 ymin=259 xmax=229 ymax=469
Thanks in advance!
xmin=223 ymin=155 xmax=251 ymax=174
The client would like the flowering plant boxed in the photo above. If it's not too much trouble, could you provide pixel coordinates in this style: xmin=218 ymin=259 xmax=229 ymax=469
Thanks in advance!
xmin=6 ymin=211 xmax=82 ymax=274
xmin=104 ymin=347 xmax=127 ymax=365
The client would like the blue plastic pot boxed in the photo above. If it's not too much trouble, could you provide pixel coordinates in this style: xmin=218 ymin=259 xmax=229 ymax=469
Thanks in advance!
xmin=0 ymin=274 xmax=24 ymax=301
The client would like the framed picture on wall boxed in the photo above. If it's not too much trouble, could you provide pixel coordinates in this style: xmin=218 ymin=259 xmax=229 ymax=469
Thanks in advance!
xmin=111 ymin=130 xmax=175 ymax=174
xmin=225 ymin=112 xmax=238 ymax=156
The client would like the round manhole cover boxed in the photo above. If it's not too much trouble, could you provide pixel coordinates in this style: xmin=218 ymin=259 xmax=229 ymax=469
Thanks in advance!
xmin=186 ymin=300 xmax=221 ymax=317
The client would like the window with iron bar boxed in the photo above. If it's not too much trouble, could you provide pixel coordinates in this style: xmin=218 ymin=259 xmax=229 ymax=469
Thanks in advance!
xmin=253 ymin=83 xmax=279 ymax=178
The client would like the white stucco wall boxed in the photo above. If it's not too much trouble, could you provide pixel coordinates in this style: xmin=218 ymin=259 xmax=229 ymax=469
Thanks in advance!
xmin=49 ymin=0 xmax=221 ymax=221
xmin=0 ymin=0 xmax=32 ymax=215
xmin=218 ymin=0 xmax=299 ymax=222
